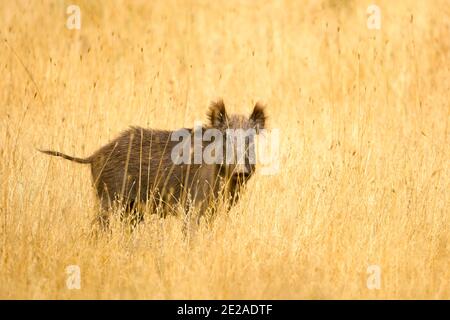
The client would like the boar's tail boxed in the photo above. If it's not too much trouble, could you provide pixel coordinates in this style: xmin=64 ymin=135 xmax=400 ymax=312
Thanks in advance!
xmin=38 ymin=149 xmax=92 ymax=164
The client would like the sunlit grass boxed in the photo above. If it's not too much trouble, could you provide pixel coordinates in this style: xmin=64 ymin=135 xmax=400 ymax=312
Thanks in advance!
xmin=0 ymin=0 xmax=448 ymax=299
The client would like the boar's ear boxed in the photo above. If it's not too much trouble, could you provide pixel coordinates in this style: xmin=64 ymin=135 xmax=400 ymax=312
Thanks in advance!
xmin=249 ymin=102 xmax=267 ymax=133
xmin=207 ymin=99 xmax=229 ymax=128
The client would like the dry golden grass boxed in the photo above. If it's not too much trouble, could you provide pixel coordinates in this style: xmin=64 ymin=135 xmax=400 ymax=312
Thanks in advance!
xmin=0 ymin=0 xmax=449 ymax=299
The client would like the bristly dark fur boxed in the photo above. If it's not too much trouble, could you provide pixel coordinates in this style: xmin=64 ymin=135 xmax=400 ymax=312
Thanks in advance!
xmin=207 ymin=99 xmax=228 ymax=128
xmin=39 ymin=99 xmax=267 ymax=229
xmin=250 ymin=102 xmax=267 ymax=132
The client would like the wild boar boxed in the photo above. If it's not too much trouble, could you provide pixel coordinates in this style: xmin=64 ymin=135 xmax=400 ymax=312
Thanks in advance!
xmin=39 ymin=100 xmax=266 ymax=228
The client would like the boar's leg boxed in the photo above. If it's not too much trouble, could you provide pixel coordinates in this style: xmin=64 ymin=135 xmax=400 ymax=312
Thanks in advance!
xmin=92 ymin=184 xmax=112 ymax=231
xmin=121 ymin=199 xmax=145 ymax=228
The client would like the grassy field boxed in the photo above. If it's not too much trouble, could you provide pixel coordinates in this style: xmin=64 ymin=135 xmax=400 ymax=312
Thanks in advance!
xmin=0 ymin=0 xmax=448 ymax=299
